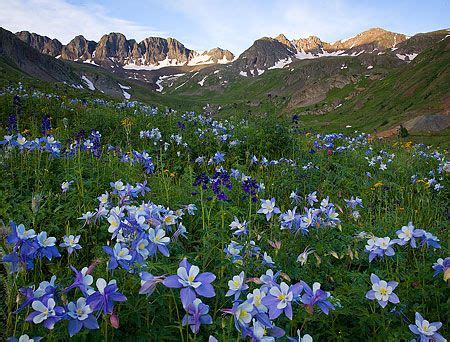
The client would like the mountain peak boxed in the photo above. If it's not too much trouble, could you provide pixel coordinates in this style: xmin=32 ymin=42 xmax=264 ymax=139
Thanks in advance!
xmin=275 ymin=34 xmax=291 ymax=46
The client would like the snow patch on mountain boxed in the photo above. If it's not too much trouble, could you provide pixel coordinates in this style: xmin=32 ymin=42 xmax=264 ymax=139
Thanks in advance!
xmin=396 ymin=53 xmax=418 ymax=61
xmin=198 ymin=75 xmax=208 ymax=86
xmin=268 ymin=57 xmax=292 ymax=70
xmin=81 ymin=76 xmax=95 ymax=90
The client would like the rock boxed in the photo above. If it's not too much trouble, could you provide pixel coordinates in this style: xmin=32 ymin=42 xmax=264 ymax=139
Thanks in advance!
xmin=15 ymin=31 xmax=62 ymax=57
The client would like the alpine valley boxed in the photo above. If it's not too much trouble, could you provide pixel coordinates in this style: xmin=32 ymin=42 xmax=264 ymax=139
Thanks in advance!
xmin=0 ymin=26 xmax=449 ymax=142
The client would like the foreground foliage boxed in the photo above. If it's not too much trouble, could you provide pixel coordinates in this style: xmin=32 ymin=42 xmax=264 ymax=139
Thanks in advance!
xmin=0 ymin=85 xmax=448 ymax=341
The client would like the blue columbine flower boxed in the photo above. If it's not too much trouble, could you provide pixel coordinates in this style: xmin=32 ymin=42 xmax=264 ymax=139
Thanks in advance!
xmin=67 ymin=297 xmax=99 ymax=336
xmin=419 ymin=232 xmax=441 ymax=249
xmin=103 ymin=242 xmax=133 ymax=270
xmin=163 ymin=258 xmax=216 ymax=307
xmin=148 ymin=228 xmax=170 ymax=257
xmin=59 ymin=235 xmax=81 ymax=255
xmin=393 ymin=222 xmax=424 ymax=248
xmin=64 ymin=266 xmax=94 ymax=295
xmin=243 ymin=319 xmax=285 ymax=341
xmin=7 ymin=335 xmax=42 ymax=342
xmin=182 ymin=298 xmax=213 ymax=334
xmin=226 ymin=271 xmax=249 ymax=300
xmin=432 ymin=257 xmax=450 ymax=281
xmin=365 ymin=237 xmax=396 ymax=262
xmin=26 ymin=297 xmax=64 ymax=329
xmin=262 ymin=282 xmax=303 ymax=320
xmin=365 ymin=274 xmax=399 ymax=308
xmin=409 ymin=312 xmax=445 ymax=341
xmin=257 ymin=198 xmax=281 ymax=221
xmin=36 ymin=231 xmax=61 ymax=260
xmin=86 ymin=278 xmax=127 ymax=314
xmin=229 ymin=217 xmax=249 ymax=236
xmin=138 ymin=272 xmax=165 ymax=295
xmin=212 ymin=151 xmax=225 ymax=164
xmin=300 ymin=281 xmax=335 ymax=315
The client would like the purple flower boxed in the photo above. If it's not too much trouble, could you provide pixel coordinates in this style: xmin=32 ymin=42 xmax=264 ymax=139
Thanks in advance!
xmin=262 ymin=282 xmax=303 ymax=320
xmin=409 ymin=312 xmax=445 ymax=342
xmin=226 ymin=271 xmax=249 ymax=300
xmin=86 ymin=278 xmax=127 ymax=314
xmin=26 ymin=297 xmax=64 ymax=329
xmin=61 ymin=181 xmax=73 ymax=193
xmin=3 ymin=222 xmax=39 ymax=272
xmin=16 ymin=276 xmax=57 ymax=313
xmin=163 ymin=258 xmax=216 ymax=306
xmin=182 ymin=298 xmax=213 ymax=334
xmin=259 ymin=269 xmax=280 ymax=292
xmin=67 ymin=297 xmax=99 ymax=336
xmin=365 ymin=274 xmax=399 ymax=308
xmin=257 ymin=198 xmax=281 ymax=221
xmin=300 ymin=281 xmax=334 ymax=315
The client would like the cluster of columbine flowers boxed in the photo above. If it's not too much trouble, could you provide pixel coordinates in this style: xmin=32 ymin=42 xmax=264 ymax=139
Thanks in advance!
xmin=221 ymin=269 xmax=334 ymax=340
xmin=364 ymin=222 xmax=441 ymax=262
xmin=180 ymin=110 xmax=242 ymax=147
xmin=249 ymin=154 xmax=297 ymax=168
xmin=411 ymin=168 xmax=445 ymax=192
xmin=312 ymin=132 xmax=369 ymax=153
xmin=279 ymin=193 xmax=341 ymax=234
xmin=2 ymin=222 xmax=84 ymax=272
xmin=365 ymin=149 xmax=395 ymax=171
xmin=224 ymin=214 xmax=276 ymax=268
xmin=10 ymin=267 xmax=126 ymax=337
xmin=344 ymin=196 xmax=363 ymax=220
xmin=133 ymin=258 xmax=216 ymax=334
xmin=78 ymin=180 xmax=195 ymax=273
xmin=364 ymin=274 xmax=445 ymax=341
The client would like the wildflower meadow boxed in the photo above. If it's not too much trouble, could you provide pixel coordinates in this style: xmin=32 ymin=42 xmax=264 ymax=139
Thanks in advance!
xmin=0 ymin=85 xmax=448 ymax=341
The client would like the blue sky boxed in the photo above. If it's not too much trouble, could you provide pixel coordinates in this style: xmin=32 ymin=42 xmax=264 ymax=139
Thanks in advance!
xmin=1 ymin=0 xmax=449 ymax=54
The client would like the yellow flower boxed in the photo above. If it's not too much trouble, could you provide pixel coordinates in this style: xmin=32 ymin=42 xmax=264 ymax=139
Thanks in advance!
xmin=121 ymin=117 xmax=134 ymax=128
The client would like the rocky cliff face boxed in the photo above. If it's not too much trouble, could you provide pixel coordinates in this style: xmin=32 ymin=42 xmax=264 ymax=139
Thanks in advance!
xmin=15 ymin=31 xmax=235 ymax=69
xmin=60 ymin=35 xmax=97 ymax=60
xmin=15 ymin=31 xmax=62 ymax=57
xmin=1 ymin=28 xmax=79 ymax=83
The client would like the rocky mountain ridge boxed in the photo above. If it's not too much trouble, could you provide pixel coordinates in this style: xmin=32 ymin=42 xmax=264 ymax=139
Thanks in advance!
xmin=234 ymin=28 xmax=448 ymax=73
xmin=15 ymin=31 xmax=235 ymax=69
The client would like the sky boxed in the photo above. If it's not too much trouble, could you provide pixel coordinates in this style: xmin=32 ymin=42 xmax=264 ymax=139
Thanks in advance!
xmin=0 ymin=0 xmax=449 ymax=54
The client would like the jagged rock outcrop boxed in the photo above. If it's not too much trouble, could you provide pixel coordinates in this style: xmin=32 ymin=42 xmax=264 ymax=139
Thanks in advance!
xmin=15 ymin=30 xmax=235 ymax=69
xmin=15 ymin=31 xmax=62 ymax=57
xmin=60 ymin=35 xmax=97 ymax=60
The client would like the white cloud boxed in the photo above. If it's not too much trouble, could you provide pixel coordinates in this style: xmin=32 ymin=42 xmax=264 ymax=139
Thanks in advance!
xmin=0 ymin=0 xmax=165 ymax=43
